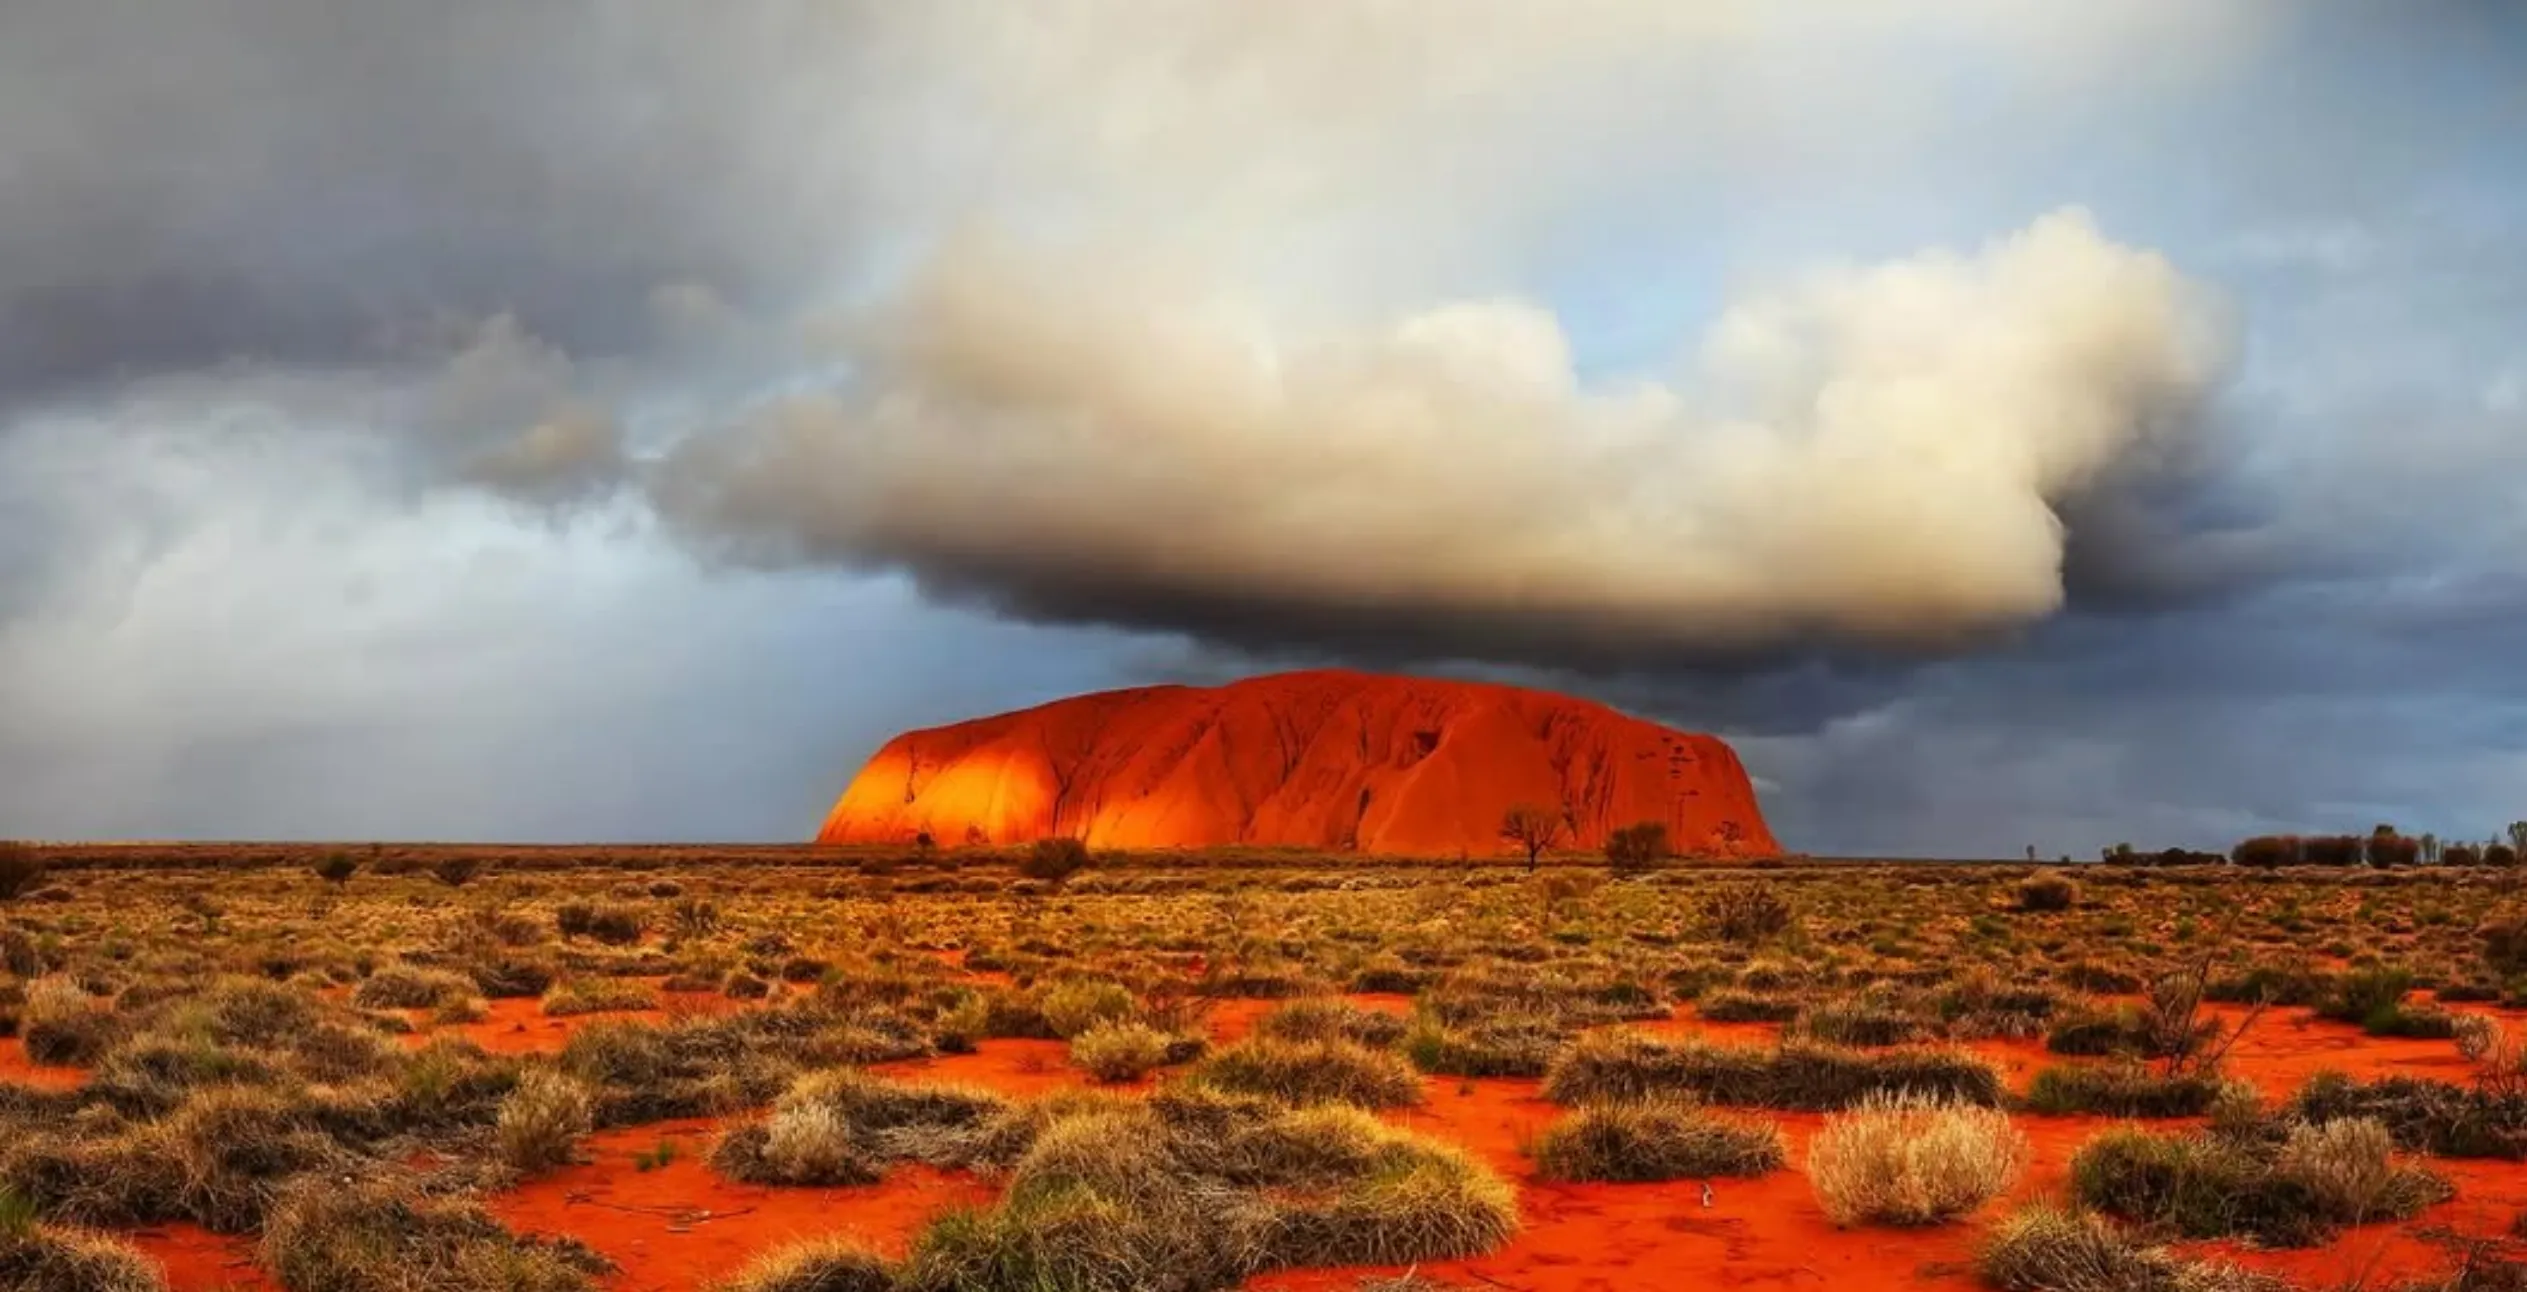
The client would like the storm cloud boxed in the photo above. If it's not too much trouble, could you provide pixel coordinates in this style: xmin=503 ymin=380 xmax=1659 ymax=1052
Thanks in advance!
xmin=653 ymin=211 xmax=2228 ymax=662
xmin=0 ymin=1 xmax=2520 ymax=851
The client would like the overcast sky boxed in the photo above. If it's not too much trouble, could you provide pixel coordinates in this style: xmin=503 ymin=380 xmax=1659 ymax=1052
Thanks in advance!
xmin=1 ymin=1 xmax=2521 ymax=856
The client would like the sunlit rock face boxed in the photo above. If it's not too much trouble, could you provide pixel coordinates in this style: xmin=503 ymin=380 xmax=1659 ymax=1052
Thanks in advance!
xmin=817 ymin=670 xmax=1778 ymax=858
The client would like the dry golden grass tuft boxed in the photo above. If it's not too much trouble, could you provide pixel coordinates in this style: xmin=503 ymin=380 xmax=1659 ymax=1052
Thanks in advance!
xmin=1807 ymin=1094 xmax=2027 ymax=1227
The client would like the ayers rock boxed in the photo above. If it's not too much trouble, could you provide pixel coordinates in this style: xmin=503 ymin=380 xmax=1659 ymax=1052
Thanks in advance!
xmin=817 ymin=670 xmax=1778 ymax=858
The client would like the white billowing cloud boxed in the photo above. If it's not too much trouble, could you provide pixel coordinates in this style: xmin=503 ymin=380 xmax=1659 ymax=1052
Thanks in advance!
xmin=655 ymin=208 xmax=2227 ymax=654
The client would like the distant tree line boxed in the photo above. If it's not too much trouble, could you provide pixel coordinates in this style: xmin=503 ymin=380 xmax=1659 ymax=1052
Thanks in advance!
xmin=2097 ymin=820 xmax=2527 ymax=868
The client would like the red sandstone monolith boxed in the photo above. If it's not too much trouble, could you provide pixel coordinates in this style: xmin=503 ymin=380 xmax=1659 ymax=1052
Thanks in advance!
xmin=817 ymin=669 xmax=1779 ymax=858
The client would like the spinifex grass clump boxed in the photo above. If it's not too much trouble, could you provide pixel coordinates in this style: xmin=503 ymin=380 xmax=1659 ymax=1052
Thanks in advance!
xmin=557 ymin=1007 xmax=923 ymax=1125
xmin=260 ymin=1172 xmax=609 ymax=1292
xmin=898 ymin=1093 xmax=1515 ymax=1292
xmin=1979 ymin=1204 xmax=2283 ymax=1292
xmin=1069 ymin=1019 xmax=1177 ymax=1083
xmin=1794 ymin=996 xmax=1928 ymax=1047
xmin=2022 ymin=1062 xmax=2234 ymax=1118
xmin=84 ymin=979 xmax=395 ymax=1114
xmin=1255 ymin=998 xmax=1409 ymax=1048
xmin=2069 ymin=1118 xmax=2450 ymax=1246
xmin=20 ymin=977 xmax=119 ymax=1066
xmin=1038 ymin=978 xmax=1139 ymax=1039
xmin=1695 ymin=988 xmax=1803 ymax=1024
xmin=1542 ymin=1031 xmax=2003 ymax=1111
xmin=2316 ymin=968 xmax=2457 ymax=1038
xmin=0 ymin=1191 xmax=168 ymax=1292
xmin=712 ymin=1238 xmax=896 ymax=1292
xmin=1 ymin=1084 xmax=348 ymax=1233
xmin=2288 ymin=1071 xmax=2527 ymax=1160
xmin=1933 ymin=974 xmax=2064 ymax=1041
xmin=1400 ymin=1010 xmax=1565 ymax=1078
xmin=713 ymin=1069 xmax=1015 ymax=1186
xmin=1530 ymin=1098 xmax=1786 ymax=1182
xmin=349 ymin=966 xmax=472 ymax=1010
xmin=495 ymin=1070 xmax=594 ymax=1175
xmin=539 ymin=977 xmax=657 ymax=1017
xmin=1187 ymin=1037 xmax=1423 ymax=1109
xmin=1807 ymin=1095 xmax=2026 ymax=1227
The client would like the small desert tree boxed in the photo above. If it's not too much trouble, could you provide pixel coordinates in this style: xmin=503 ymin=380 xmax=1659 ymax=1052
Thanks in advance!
xmin=429 ymin=856 xmax=483 ymax=888
xmin=2367 ymin=826 xmax=2420 ymax=868
xmin=1602 ymin=821 xmax=1670 ymax=877
xmin=313 ymin=851 xmax=360 ymax=886
xmin=2230 ymin=835 xmax=2299 ymax=869
xmin=1499 ymin=804 xmax=1565 ymax=873
xmin=2509 ymin=821 xmax=2527 ymax=855
xmin=1021 ymin=836 xmax=1091 ymax=885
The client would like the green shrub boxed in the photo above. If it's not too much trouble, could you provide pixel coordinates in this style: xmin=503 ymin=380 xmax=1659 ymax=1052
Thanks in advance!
xmin=2016 ymin=874 xmax=2078 ymax=912
xmin=468 ymin=955 xmax=557 ymax=1000
xmin=554 ymin=903 xmax=597 ymax=939
xmin=1979 ymin=1203 xmax=2281 ymax=1292
xmin=2317 ymin=968 xmax=2448 ymax=1037
xmin=712 ymin=1070 xmax=1013 ymax=1186
xmin=2068 ymin=1119 xmax=2448 ymax=1247
xmin=1189 ymin=1038 xmax=1424 ymax=1109
xmin=1602 ymin=822 xmax=1670 ymax=875
xmin=351 ymin=967 xmax=470 ymax=1010
xmin=496 ymin=1070 xmax=593 ymax=1175
xmin=1542 ymin=1032 xmax=2003 ymax=1111
xmin=1702 ymin=885 xmax=1792 ymax=944
xmin=0 ymin=1214 xmax=168 ymax=1292
xmin=899 ymin=1100 xmax=1515 ymax=1291
xmin=1530 ymin=1098 xmax=1784 ymax=1182
xmin=2287 ymin=1072 xmax=2527 ymax=1160
xmin=2204 ymin=961 xmax=2330 ymax=1007
xmin=2481 ymin=913 xmax=2527 ymax=977
xmin=0 ymin=926 xmax=41 ymax=978
xmin=20 ymin=978 xmax=118 ymax=1066
xmin=1400 ymin=1015 xmax=1561 ymax=1079
xmin=2365 ymin=1003 xmax=2460 ymax=1039
xmin=2060 ymin=962 xmax=2143 ymax=995
xmin=260 ymin=1173 xmax=605 ymax=1292
xmin=712 ymin=1238 xmax=895 ymax=1292
xmin=1070 ymin=1020 xmax=1175 ymax=1084
xmin=540 ymin=979 xmax=656 ymax=1017
xmin=582 ymin=905 xmax=648 ymax=947
xmin=1256 ymin=999 xmax=1408 ymax=1048
xmin=1020 ymin=838 xmax=1091 ymax=884
xmin=1040 ymin=979 xmax=1138 ymax=1040
xmin=1696 ymin=988 xmax=1802 ymax=1024
xmin=2023 ymin=1063 xmax=2233 ymax=1118
xmin=1795 ymin=999 xmax=1926 ymax=1047
xmin=2043 ymin=1004 xmax=2155 ymax=1058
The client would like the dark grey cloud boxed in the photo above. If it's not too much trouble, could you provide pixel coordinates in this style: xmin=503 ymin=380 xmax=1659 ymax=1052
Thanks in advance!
xmin=0 ymin=1 xmax=2522 ymax=856
xmin=0 ymin=0 xmax=900 ymax=409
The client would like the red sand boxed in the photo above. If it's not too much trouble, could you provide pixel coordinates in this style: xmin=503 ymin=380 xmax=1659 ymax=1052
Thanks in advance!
xmin=124 ymin=1223 xmax=276 ymax=1292
xmin=492 ymin=1118 xmax=997 ymax=1292
xmin=1257 ymin=1003 xmax=2527 ymax=1291
xmin=817 ymin=669 xmax=1777 ymax=857
xmin=396 ymin=987 xmax=749 ymax=1057
xmin=868 ymin=1038 xmax=1095 ymax=1097
xmin=1204 ymin=994 xmax=1417 ymax=1047
xmin=100 ymin=998 xmax=2527 ymax=1291
xmin=0 ymin=1036 xmax=87 ymax=1090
